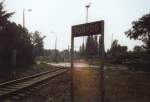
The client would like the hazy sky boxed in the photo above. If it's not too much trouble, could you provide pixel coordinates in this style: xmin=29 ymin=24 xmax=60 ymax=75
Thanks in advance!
xmin=4 ymin=0 xmax=150 ymax=51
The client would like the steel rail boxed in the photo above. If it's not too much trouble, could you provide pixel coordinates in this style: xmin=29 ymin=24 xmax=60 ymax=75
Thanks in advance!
xmin=0 ymin=68 xmax=68 ymax=100
xmin=0 ymin=68 xmax=61 ymax=87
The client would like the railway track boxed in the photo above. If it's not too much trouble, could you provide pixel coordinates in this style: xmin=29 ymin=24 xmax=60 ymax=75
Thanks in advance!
xmin=0 ymin=68 xmax=68 ymax=100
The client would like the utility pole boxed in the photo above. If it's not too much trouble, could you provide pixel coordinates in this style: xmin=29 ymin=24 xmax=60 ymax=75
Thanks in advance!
xmin=55 ymin=36 xmax=57 ymax=52
xmin=23 ymin=9 xmax=31 ymax=28
xmin=111 ymin=33 xmax=114 ymax=46
xmin=12 ymin=8 xmax=31 ymax=69
xmin=23 ymin=10 xmax=25 ymax=28
xmin=85 ymin=3 xmax=91 ymax=23
xmin=82 ymin=3 xmax=92 ymax=57
xmin=50 ymin=31 xmax=58 ymax=63
xmin=55 ymin=35 xmax=57 ymax=63
xmin=100 ymin=22 xmax=105 ymax=102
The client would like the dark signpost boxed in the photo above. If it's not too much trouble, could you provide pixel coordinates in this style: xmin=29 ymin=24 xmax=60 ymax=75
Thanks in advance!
xmin=71 ymin=20 xmax=105 ymax=102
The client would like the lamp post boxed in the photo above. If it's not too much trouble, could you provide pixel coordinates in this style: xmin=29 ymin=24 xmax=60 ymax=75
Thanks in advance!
xmin=12 ymin=8 xmax=31 ymax=69
xmin=23 ymin=9 xmax=31 ymax=28
xmin=50 ymin=31 xmax=57 ymax=51
xmin=82 ymin=3 xmax=92 ymax=55
xmin=85 ymin=3 xmax=91 ymax=23
xmin=50 ymin=31 xmax=58 ymax=63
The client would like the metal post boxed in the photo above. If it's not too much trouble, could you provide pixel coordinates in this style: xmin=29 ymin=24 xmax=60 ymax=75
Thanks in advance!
xmin=55 ymin=36 xmax=57 ymax=51
xmin=55 ymin=36 xmax=57 ymax=63
xmin=111 ymin=33 xmax=113 ymax=46
xmin=23 ymin=9 xmax=25 ymax=28
xmin=71 ymin=34 xmax=74 ymax=68
xmin=100 ymin=20 xmax=105 ymax=102
xmin=85 ymin=3 xmax=91 ymax=23
xmin=83 ymin=3 xmax=91 ymax=54
xmin=71 ymin=32 xmax=74 ymax=102
xmin=23 ymin=9 xmax=31 ymax=28
xmin=85 ymin=5 xmax=90 ymax=23
xmin=68 ymin=45 xmax=70 ymax=62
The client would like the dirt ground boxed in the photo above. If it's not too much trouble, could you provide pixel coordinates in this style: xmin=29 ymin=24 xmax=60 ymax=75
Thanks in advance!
xmin=4 ymin=71 xmax=72 ymax=102
xmin=2 ymin=64 xmax=150 ymax=102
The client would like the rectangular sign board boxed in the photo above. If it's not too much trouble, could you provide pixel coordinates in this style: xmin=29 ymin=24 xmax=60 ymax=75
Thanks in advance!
xmin=72 ymin=20 xmax=104 ymax=37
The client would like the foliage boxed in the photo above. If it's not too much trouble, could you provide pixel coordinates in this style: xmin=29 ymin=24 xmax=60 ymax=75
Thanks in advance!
xmin=125 ymin=13 xmax=150 ymax=71
xmin=32 ymin=31 xmax=45 ymax=57
xmin=0 ymin=2 xmax=34 ymax=71
xmin=79 ymin=35 xmax=104 ymax=58
xmin=107 ymin=40 xmax=128 ymax=64
xmin=0 ymin=2 xmax=16 ymax=69
xmin=0 ymin=2 xmax=14 ymax=26
xmin=82 ymin=36 xmax=98 ymax=58
xmin=133 ymin=45 xmax=145 ymax=53
xmin=126 ymin=59 xmax=150 ymax=71
xmin=105 ymin=67 xmax=150 ymax=101
xmin=5 ymin=23 xmax=34 ymax=67
xmin=125 ymin=13 xmax=150 ymax=58
xmin=79 ymin=42 xmax=85 ymax=57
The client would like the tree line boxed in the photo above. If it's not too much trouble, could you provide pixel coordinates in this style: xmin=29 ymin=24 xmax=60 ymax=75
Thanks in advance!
xmin=79 ymin=35 xmax=102 ymax=58
xmin=0 ymin=2 xmax=44 ymax=72
xmin=80 ymin=12 xmax=150 ymax=71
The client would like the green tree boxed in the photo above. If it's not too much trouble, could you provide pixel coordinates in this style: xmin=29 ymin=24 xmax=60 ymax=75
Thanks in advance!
xmin=79 ymin=44 xmax=84 ymax=58
xmin=108 ymin=40 xmax=128 ymax=64
xmin=133 ymin=46 xmax=145 ymax=53
xmin=85 ymin=36 xmax=98 ymax=57
xmin=98 ymin=36 xmax=102 ymax=57
xmin=131 ymin=45 xmax=148 ymax=61
xmin=32 ymin=31 xmax=45 ymax=57
xmin=0 ymin=2 xmax=14 ymax=27
xmin=3 ymin=22 xmax=34 ymax=67
xmin=0 ymin=2 xmax=34 ymax=70
xmin=125 ymin=13 xmax=150 ymax=60
xmin=94 ymin=35 xmax=98 ymax=55
xmin=0 ymin=2 xmax=14 ymax=68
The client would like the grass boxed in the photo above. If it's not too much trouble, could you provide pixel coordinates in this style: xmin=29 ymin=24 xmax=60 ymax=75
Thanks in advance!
xmin=71 ymin=65 xmax=150 ymax=102
xmin=87 ymin=58 xmax=150 ymax=101
xmin=2 ymin=60 xmax=150 ymax=102
xmin=104 ymin=67 xmax=150 ymax=102
xmin=87 ymin=58 xmax=114 ymax=66
xmin=86 ymin=58 xmax=101 ymax=65
xmin=0 ymin=62 xmax=57 ymax=83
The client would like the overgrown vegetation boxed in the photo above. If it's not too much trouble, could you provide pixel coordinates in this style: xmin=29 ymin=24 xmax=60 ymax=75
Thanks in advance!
xmin=79 ymin=12 xmax=150 ymax=72
xmin=0 ymin=2 xmax=44 ymax=72
xmin=105 ymin=67 xmax=150 ymax=102
xmin=79 ymin=35 xmax=101 ymax=58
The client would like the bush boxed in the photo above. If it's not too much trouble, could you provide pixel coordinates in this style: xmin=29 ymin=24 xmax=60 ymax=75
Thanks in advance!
xmin=126 ymin=59 xmax=150 ymax=72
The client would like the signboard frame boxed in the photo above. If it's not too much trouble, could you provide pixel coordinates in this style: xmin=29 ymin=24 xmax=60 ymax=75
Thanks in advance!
xmin=72 ymin=21 xmax=103 ymax=37
xmin=70 ymin=20 xmax=105 ymax=102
